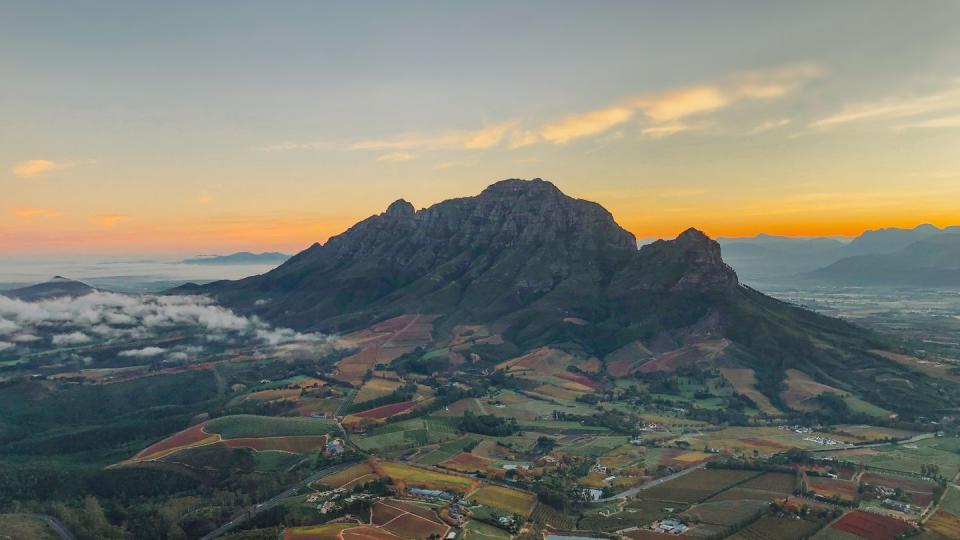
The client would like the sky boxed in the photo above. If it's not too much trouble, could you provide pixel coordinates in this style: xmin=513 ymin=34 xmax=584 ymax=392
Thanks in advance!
xmin=2 ymin=1 xmax=960 ymax=255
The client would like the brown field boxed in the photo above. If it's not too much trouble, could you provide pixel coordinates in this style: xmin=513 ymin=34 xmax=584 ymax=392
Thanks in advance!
xmin=557 ymin=371 xmax=602 ymax=389
xmin=283 ymin=523 xmax=356 ymax=540
xmin=238 ymin=388 xmax=301 ymax=403
xmin=636 ymin=339 xmax=729 ymax=374
xmin=718 ymin=367 xmax=780 ymax=415
xmin=356 ymin=378 xmax=403 ymax=404
xmin=221 ymin=434 xmax=327 ymax=453
xmin=780 ymin=369 xmax=846 ymax=411
xmin=833 ymin=425 xmax=919 ymax=441
xmin=381 ymin=513 xmax=449 ymax=539
xmin=497 ymin=347 xmax=577 ymax=376
xmin=870 ymin=349 xmax=960 ymax=384
xmin=825 ymin=447 xmax=879 ymax=458
xmin=532 ymin=383 xmax=585 ymax=400
xmin=806 ymin=477 xmax=858 ymax=501
xmin=439 ymin=452 xmax=493 ymax=473
xmin=134 ymin=422 xmax=219 ymax=461
xmin=603 ymin=340 xmax=652 ymax=376
xmin=643 ymin=469 xmax=758 ymax=503
xmin=925 ymin=510 xmax=960 ymax=538
xmin=728 ymin=516 xmax=825 ymax=540
xmin=739 ymin=472 xmax=796 ymax=494
xmin=681 ymin=499 xmax=769 ymax=526
xmin=468 ymin=485 xmax=537 ymax=517
xmin=317 ymin=462 xmax=378 ymax=488
xmin=341 ymin=525 xmax=403 ymax=540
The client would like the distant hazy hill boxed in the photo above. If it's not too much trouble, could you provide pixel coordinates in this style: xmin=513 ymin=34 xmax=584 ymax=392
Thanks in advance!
xmin=807 ymin=233 xmax=960 ymax=286
xmin=1 ymin=276 xmax=95 ymax=301
xmin=718 ymin=234 xmax=845 ymax=279
xmin=720 ymin=225 xmax=960 ymax=281
xmin=841 ymin=224 xmax=960 ymax=256
xmin=181 ymin=252 xmax=290 ymax=265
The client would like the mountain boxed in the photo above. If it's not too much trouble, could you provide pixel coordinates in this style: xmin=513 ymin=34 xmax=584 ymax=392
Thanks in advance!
xmin=841 ymin=224 xmax=960 ymax=257
xmin=718 ymin=234 xmax=845 ymax=280
xmin=807 ymin=233 xmax=960 ymax=286
xmin=1 ymin=276 xmax=95 ymax=301
xmin=181 ymin=179 xmax=956 ymax=416
xmin=181 ymin=252 xmax=290 ymax=265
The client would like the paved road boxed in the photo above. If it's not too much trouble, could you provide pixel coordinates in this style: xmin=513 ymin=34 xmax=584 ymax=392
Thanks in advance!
xmin=597 ymin=462 xmax=707 ymax=502
xmin=810 ymin=431 xmax=937 ymax=453
xmin=199 ymin=461 xmax=357 ymax=540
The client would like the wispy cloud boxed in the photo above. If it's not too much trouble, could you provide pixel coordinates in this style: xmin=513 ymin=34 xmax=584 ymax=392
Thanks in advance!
xmin=811 ymin=84 xmax=960 ymax=128
xmin=11 ymin=159 xmax=96 ymax=178
xmin=748 ymin=117 xmax=793 ymax=134
xmin=376 ymin=151 xmax=416 ymax=162
xmin=900 ymin=114 xmax=960 ymax=129
xmin=92 ymin=214 xmax=129 ymax=227
xmin=11 ymin=207 xmax=62 ymax=218
xmin=264 ymin=64 xmax=821 ymax=154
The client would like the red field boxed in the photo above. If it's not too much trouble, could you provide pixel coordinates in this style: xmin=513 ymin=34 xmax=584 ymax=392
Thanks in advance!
xmin=440 ymin=452 xmax=493 ymax=473
xmin=557 ymin=371 xmax=602 ymax=389
xmin=806 ymin=477 xmax=858 ymax=501
xmin=354 ymin=400 xmax=418 ymax=419
xmin=831 ymin=510 xmax=913 ymax=540
xmin=134 ymin=422 xmax=216 ymax=460
xmin=221 ymin=435 xmax=328 ymax=453
xmin=341 ymin=525 xmax=403 ymax=540
xmin=372 ymin=500 xmax=449 ymax=539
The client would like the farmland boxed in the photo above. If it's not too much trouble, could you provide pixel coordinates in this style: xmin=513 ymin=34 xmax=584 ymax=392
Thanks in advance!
xmin=641 ymin=469 xmax=759 ymax=503
xmin=823 ymin=436 xmax=960 ymax=478
xmin=728 ymin=515 xmax=827 ymax=540
xmin=468 ymin=485 xmax=537 ymax=516
xmin=352 ymin=400 xmax=419 ymax=420
xmin=205 ymin=415 xmax=338 ymax=438
xmin=283 ymin=523 xmax=356 ymax=540
xmin=826 ymin=510 xmax=913 ymax=540
xmin=380 ymin=462 xmax=478 ymax=493
xmin=316 ymin=462 xmax=379 ymax=489
xmin=925 ymin=509 xmax=960 ymax=538
xmin=133 ymin=422 xmax=218 ymax=461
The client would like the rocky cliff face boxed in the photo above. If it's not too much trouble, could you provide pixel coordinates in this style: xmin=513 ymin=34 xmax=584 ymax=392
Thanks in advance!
xmin=194 ymin=178 xmax=740 ymax=334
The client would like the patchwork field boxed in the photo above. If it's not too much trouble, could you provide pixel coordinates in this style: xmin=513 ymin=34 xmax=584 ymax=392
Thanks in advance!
xmin=355 ymin=418 xmax=459 ymax=452
xmin=805 ymin=476 xmax=858 ymax=502
xmin=462 ymin=519 xmax=511 ymax=540
xmin=681 ymin=498 xmax=769 ymax=527
xmin=335 ymin=315 xmax=436 ymax=385
xmin=861 ymin=471 xmax=936 ymax=506
xmin=415 ymin=436 xmax=481 ymax=466
xmin=468 ymin=485 xmax=537 ymax=517
xmin=133 ymin=422 xmax=218 ymax=461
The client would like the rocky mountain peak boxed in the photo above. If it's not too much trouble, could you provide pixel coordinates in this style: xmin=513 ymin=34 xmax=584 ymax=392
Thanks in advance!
xmin=384 ymin=199 xmax=416 ymax=218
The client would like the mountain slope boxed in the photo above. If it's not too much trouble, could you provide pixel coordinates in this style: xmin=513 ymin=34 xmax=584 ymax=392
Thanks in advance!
xmin=807 ymin=233 xmax=960 ymax=286
xmin=183 ymin=179 xmax=957 ymax=417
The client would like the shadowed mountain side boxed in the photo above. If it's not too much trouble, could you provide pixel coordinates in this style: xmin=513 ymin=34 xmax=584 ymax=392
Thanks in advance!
xmin=178 ymin=178 xmax=957 ymax=416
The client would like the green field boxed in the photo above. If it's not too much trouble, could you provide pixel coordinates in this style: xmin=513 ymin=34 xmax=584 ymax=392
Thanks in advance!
xmin=204 ymin=415 xmax=338 ymax=438
xmin=0 ymin=514 xmax=60 ymax=540
xmin=463 ymin=519 xmax=512 ymax=540
xmin=355 ymin=418 xmax=460 ymax=452
xmin=827 ymin=436 xmax=960 ymax=478
xmin=252 ymin=450 xmax=304 ymax=472
xmin=558 ymin=435 xmax=629 ymax=456
xmin=416 ymin=436 xmax=481 ymax=466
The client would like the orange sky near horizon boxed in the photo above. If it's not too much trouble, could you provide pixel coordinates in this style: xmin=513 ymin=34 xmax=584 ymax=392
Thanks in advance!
xmin=3 ymin=3 xmax=959 ymax=256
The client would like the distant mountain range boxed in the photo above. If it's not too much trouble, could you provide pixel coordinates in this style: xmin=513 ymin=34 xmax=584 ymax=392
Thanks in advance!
xmin=179 ymin=178 xmax=954 ymax=416
xmin=807 ymin=233 xmax=960 ymax=286
xmin=181 ymin=252 xmax=290 ymax=265
xmin=719 ymin=224 xmax=960 ymax=285
xmin=1 ymin=276 xmax=95 ymax=301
